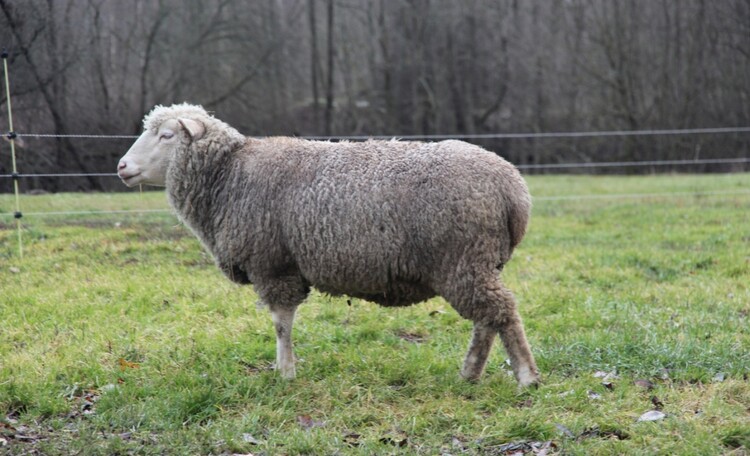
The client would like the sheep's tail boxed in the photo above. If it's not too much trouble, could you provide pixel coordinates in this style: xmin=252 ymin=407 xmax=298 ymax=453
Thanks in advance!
xmin=507 ymin=190 xmax=531 ymax=252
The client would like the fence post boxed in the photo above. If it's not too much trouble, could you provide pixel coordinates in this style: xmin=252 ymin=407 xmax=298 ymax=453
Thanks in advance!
xmin=2 ymin=48 xmax=23 ymax=258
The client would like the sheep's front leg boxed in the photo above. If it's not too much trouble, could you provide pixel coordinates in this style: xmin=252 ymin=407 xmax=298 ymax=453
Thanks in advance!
xmin=270 ymin=305 xmax=298 ymax=379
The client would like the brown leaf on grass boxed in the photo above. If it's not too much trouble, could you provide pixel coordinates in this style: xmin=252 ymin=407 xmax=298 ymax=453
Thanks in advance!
xmin=395 ymin=329 xmax=427 ymax=343
xmin=0 ymin=422 xmax=16 ymax=439
xmin=296 ymin=414 xmax=325 ymax=430
xmin=118 ymin=358 xmax=140 ymax=371
xmin=634 ymin=379 xmax=655 ymax=390
xmin=602 ymin=381 xmax=615 ymax=391
xmin=380 ymin=430 xmax=408 ymax=447
xmin=651 ymin=396 xmax=665 ymax=410
xmin=515 ymin=398 xmax=533 ymax=408
xmin=0 ymin=421 xmax=42 ymax=444
xmin=577 ymin=426 xmax=629 ymax=441
xmin=343 ymin=432 xmax=361 ymax=447
xmin=239 ymin=360 xmax=274 ymax=374
xmin=66 ymin=389 xmax=102 ymax=419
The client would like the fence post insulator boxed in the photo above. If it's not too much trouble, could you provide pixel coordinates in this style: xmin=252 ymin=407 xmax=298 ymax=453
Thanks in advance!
xmin=1 ymin=49 xmax=7 ymax=59
xmin=14 ymin=211 xmax=22 ymax=219
xmin=7 ymin=131 xmax=16 ymax=140
xmin=11 ymin=172 xmax=20 ymax=180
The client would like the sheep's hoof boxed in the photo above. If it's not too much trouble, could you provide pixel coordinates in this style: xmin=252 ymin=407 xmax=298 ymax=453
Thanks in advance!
xmin=459 ymin=367 xmax=483 ymax=383
xmin=517 ymin=369 xmax=541 ymax=389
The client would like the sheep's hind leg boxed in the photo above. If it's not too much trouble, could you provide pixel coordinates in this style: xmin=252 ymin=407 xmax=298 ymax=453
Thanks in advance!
xmin=270 ymin=305 xmax=298 ymax=379
xmin=448 ymin=273 xmax=540 ymax=387
xmin=491 ymin=282 xmax=539 ymax=387
xmin=461 ymin=323 xmax=496 ymax=382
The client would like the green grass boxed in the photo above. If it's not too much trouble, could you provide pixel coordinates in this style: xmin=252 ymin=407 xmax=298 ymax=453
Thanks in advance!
xmin=1 ymin=174 xmax=749 ymax=455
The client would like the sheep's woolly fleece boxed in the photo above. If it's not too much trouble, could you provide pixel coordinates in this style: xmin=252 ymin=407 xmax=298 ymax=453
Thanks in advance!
xmin=143 ymin=103 xmax=213 ymax=132
xmin=125 ymin=103 xmax=540 ymax=386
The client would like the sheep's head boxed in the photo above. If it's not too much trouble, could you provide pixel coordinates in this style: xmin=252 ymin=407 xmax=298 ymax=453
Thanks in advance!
xmin=117 ymin=104 xmax=207 ymax=187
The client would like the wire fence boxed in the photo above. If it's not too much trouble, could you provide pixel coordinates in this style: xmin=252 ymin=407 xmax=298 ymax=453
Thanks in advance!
xmin=12 ymin=125 xmax=750 ymax=141
xmin=2 ymin=53 xmax=749 ymax=254
xmin=2 ymin=129 xmax=750 ymax=219
xmin=2 ymin=188 xmax=749 ymax=220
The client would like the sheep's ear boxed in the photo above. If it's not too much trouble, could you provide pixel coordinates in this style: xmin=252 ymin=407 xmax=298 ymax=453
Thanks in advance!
xmin=178 ymin=118 xmax=205 ymax=141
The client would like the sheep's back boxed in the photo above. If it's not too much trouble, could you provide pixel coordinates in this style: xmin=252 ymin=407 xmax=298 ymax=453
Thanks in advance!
xmin=244 ymin=138 xmax=529 ymax=295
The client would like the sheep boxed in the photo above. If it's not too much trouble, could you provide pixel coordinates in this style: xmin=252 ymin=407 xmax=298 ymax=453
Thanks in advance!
xmin=117 ymin=103 xmax=540 ymax=387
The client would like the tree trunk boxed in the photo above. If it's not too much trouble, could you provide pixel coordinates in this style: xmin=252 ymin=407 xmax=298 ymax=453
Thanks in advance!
xmin=324 ymin=0 xmax=335 ymax=136
xmin=308 ymin=0 xmax=320 ymax=132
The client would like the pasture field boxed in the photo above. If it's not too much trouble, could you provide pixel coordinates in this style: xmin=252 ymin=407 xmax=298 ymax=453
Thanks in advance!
xmin=1 ymin=174 xmax=749 ymax=455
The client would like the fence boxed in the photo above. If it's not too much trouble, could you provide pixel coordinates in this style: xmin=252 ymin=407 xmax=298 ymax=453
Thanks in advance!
xmin=2 ymin=51 xmax=750 ymax=258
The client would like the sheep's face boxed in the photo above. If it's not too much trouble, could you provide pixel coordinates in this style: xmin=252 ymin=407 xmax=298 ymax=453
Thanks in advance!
xmin=117 ymin=118 xmax=204 ymax=187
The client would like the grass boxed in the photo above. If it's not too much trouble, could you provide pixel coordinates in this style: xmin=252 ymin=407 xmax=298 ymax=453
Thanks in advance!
xmin=1 ymin=173 xmax=749 ymax=455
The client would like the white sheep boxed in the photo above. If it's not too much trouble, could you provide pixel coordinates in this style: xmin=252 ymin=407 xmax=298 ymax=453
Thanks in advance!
xmin=117 ymin=104 xmax=539 ymax=386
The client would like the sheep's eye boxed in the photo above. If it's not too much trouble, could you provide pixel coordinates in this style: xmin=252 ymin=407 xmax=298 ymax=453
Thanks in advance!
xmin=160 ymin=131 xmax=174 ymax=140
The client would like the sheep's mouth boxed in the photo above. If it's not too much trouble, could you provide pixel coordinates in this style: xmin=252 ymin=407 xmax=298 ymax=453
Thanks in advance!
xmin=119 ymin=172 xmax=142 ymax=187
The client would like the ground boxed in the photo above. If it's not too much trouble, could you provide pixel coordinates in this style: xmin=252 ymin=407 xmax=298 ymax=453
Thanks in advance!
xmin=0 ymin=174 xmax=749 ymax=455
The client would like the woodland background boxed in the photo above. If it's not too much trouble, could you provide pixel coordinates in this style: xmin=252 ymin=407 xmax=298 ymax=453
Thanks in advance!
xmin=1 ymin=0 xmax=749 ymax=191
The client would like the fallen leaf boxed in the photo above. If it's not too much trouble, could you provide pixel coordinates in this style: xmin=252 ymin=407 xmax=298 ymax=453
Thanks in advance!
xmin=0 ymin=422 xmax=16 ymax=434
xmin=343 ymin=432 xmax=361 ymax=447
xmin=429 ymin=309 xmax=446 ymax=316
xmin=637 ymin=410 xmax=666 ymax=422
xmin=14 ymin=434 xmax=37 ymax=442
xmin=297 ymin=414 xmax=325 ymax=430
xmin=240 ymin=361 xmax=274 ymax=374
xmin=395 ymin=330 xmax=427 ymax=343
xmin=118 ymin=358 xmax=140 ymax=371
xmin=515 ymin=398 xmax=533 ymax=408
xmin=380 ymin=430 xmax=408 ymax=447
xmin=651 ymin=396 xmax=664 ymax=410
xmin=577 ymin=426 xmax=629 ymax=441
xmin=712 ymin=372 xmax=726 ymax=383
xmin=9 ymin=267 xmax=20 ymax=274
xmin=602 ymin=381 xmax=615 ymax=391
xmin=634 ymin=379 xmax=655 ymax=390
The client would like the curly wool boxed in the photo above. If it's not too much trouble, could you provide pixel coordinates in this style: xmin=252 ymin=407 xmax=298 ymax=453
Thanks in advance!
xmin=162 ymin=112 xmax=527 ymax=309
xmin=143 ymin=103 xmax=214 ymax=133
xmin=141 ymin=103 xmax=539 ymax=385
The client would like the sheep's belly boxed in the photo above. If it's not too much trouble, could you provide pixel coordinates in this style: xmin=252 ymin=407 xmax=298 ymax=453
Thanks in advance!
xmin=314 ymin=281 xmax=436 ymax=308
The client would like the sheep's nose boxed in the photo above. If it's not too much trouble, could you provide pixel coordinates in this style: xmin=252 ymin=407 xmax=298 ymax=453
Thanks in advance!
xmin=118 ymin=160 xmax=127 ymax=171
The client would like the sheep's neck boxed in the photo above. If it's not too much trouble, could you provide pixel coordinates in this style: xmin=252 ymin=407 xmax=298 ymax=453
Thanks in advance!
xmin=167 ymin=141 xmax=239 ymax=250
